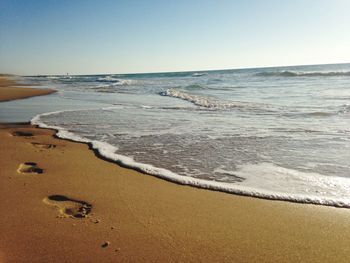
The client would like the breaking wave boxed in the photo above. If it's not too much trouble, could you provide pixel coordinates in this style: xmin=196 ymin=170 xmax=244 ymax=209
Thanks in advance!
xmin=256 ymin=71 xmax=350 ymax=77
xmin=159 ymin=88 xmax=276 ymax=112
xmin=192 ymin=72 xmax=207 ymax=77
xmin=97 ymin=77 xmax=135 ymax=85
xmin=97 ymin=76 xmax=120 ymax=82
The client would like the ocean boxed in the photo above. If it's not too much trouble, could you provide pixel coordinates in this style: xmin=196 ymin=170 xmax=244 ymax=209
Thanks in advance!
xmin=1 ymin=63 xmax=350 ymax=207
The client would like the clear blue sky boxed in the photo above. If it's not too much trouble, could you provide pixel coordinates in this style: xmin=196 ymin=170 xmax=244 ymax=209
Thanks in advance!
xmin=1 ymin=0 xmax=349 ymax=75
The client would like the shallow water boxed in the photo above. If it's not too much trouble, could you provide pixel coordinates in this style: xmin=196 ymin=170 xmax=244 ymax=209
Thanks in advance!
xmin=3 ymin=63 xmax=350 ymax=207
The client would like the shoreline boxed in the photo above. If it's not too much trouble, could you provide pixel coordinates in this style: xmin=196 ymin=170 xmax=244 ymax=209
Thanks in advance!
xmin=32 ymin=111 xmax=350 ymax=209
xmin=2 ymin=122 xmax=350 ymax=262
xmin=1 ymin=77 xmax=350 ymax=262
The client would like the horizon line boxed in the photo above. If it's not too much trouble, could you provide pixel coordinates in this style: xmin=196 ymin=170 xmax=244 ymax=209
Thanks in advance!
xmin=15 ymin=61 xmax=350 ymax=77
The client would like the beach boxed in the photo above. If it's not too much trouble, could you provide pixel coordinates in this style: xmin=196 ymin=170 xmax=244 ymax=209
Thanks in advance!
xmin=1 ymin=77 xmax=350 ymax=262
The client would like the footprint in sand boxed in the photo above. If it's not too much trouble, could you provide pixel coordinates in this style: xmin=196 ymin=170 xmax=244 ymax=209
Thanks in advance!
xmin=17 ymin=162 xmax=43 ymax=174
xmin=31 ymin=142 xmax=56 ymax=149
xmin=12 ymin=131 xmax=34 ymax=137
xmin=43 ymin=195 xmax=92 ymax=219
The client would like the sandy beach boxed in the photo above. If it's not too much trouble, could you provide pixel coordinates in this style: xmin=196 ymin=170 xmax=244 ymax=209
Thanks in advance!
xmin=1 ymin=77 xmax=350 ymax=262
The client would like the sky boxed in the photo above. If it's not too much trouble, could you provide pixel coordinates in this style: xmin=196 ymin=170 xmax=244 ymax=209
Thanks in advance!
xmin=0 ymin=0 xmax=350 ymax=75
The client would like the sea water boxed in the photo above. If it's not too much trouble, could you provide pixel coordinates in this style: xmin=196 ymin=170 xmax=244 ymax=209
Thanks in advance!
xmin=2 ymin=63 xmax=350 ymax=207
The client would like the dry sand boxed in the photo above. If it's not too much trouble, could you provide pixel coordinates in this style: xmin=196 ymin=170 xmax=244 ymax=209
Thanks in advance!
xmin=1 ymin=77 xmax=350 ymax=262
xmin=0 ymin=76 xmax=55 ymax=102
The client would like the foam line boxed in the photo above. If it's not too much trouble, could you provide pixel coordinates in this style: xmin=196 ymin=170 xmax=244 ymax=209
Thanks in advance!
xmin=31 ymin=110 xmax=350 ymax=208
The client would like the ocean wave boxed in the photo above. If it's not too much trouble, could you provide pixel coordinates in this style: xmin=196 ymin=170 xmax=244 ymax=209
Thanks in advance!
xmin=115 ymin=79 xmax=135 ymax=85
xmin=97 ymin=76 xmax=120 ymax=82
xmin=91 ymin=80 xmax=133 ymax=91
xmin=97 ymin=76 xmax=135 ymax=86
xmin=159 ymin=88 xmax=232 ymax=109
xmin=159 ymin=88 xmax=275 ymax=112
xmin=192 ymin=72 xmax=207 ymax=77
xmin=45 ymin=76 xmax=61 ymax=79
xmin=35 ymin=75 xmax=75 ymax=81
xmin=256 ymin=70 xmax=350 ymax=77
xmin=30 ymin=110 xmax=350 ymax=208
xmin=52 ymin=76 xmax=96 ymax=82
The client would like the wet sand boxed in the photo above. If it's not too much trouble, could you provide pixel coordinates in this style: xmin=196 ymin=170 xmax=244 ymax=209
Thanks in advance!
xmin=1 ymin=78 xmax=350 ymax=262
xmin=0 ymin=76 xmax=56 ymax=102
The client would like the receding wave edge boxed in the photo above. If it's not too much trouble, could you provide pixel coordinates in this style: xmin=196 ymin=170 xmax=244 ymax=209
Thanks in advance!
xmin=31 ymin=110 xmax=350 ymax=208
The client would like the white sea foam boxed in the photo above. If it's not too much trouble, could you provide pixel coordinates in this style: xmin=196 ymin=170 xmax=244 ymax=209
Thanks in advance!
xmin=97 ymin=76 xmax=119 ymax=82
xmin=97 ymin=76 xmax=135 ymax=85
xmin=160 ymin=88 xmax=245 ymax=109
xmin=257 ymin=70 xmax=350 ymax=77
xmin=160 ymin=88 xmax=276 ymax=112
xmin=31 ymin=110 xmax=350 ymax=208
xmin=192 ymin=72 xmax=207 ymax=77
xmin=45 ymin=76 xmax=60 ymax=79
xmin=234 ymin=163 xmax=350 ymax=199
xmin=114 ymin=79 xmax=135 ymax=85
